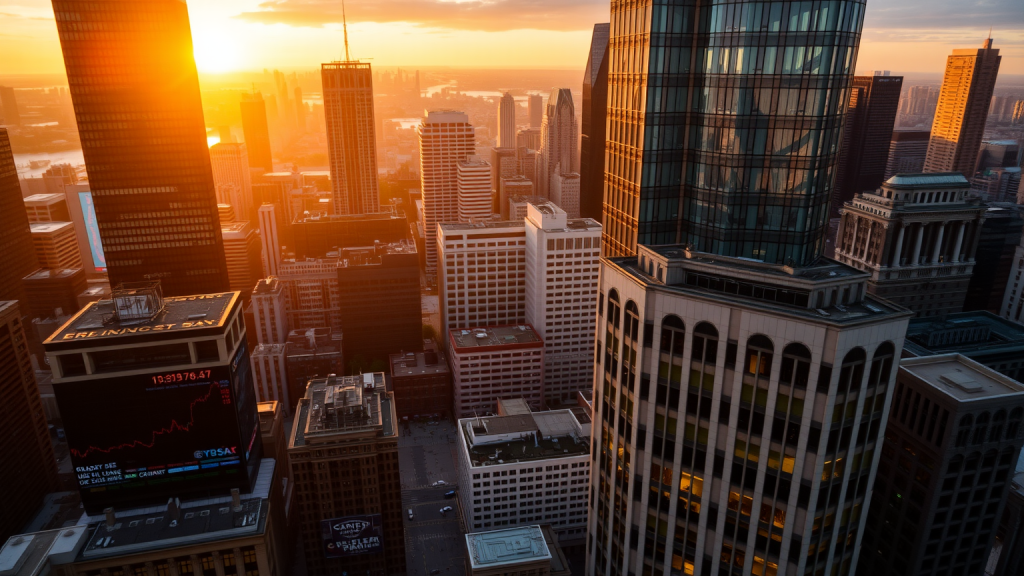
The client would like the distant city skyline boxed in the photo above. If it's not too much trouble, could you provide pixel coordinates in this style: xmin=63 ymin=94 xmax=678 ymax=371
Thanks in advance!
xmin=1 ymin=0 xmax=1022 ymax=75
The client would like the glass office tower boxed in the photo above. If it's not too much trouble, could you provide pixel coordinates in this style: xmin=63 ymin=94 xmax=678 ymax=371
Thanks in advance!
xmin=603 ymin=0 xmax=864 ymax=266
xmin=52 ymin=0 xmax=229 ymax=296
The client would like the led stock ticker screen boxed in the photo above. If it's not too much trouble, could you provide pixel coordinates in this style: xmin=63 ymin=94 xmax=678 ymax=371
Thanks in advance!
xmin=56 ymin=365 xmax=250 ymax=510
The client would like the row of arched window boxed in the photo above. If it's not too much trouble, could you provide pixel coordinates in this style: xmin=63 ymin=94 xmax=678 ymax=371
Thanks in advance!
xmin=956 ymin=408 xmax=1023 ymax=447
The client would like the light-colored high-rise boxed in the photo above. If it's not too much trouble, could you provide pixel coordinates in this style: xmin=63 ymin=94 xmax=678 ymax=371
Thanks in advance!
xmin=589 ymin=247 xmax=912 ymax=576
xmin=420 ymin=110 xmax=476 ymax=275
xmin=258 ymin=203 xmax=281 ymax=277
xmin=210 ymin=142 xmax=255 ymax=223
xmin=439 ymin=220 xmax=527 ymax=334
xmin=923 ymin=38 xmax=1001 ymax=175
xmin=458 ymin=155 xmax=493 ymax=221
xmin=523 ymin=203 xmax=600 ymax=406
xmin=550 ymin=172 xmax=581 ymax=218
xmin=438 ymin=204 xmax=603 ymax=407
xmin=323 ymin=61 xmax=380 ymax=215
xmin=539 ymin=89 xmax=579 ymax=203
xmin=251 ymin=343 xmax=289 ymax=410
xmin=498 ymin=92 xmax=517 ymax=149
xmin=220 ymin=221 xmax=263 ymax=304
xmin=528 ymin=94 xmax=543 ymax=129
xmin=252 ymin=277 xmax=288 ymax=344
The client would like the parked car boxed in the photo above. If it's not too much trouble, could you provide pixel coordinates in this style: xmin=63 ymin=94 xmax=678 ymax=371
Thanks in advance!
xmin=439 ymin=506 xmax=453 ymax=515
xmin=408 ymin=508 xmax=414 ymax=520
xmin=432 ymin=480 xmax=447 ymax=487
xmin=444 ymin=490 xmax=457 ymax=499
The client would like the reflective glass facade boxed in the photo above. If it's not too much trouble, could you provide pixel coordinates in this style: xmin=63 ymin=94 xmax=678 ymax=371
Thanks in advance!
xmin=603 ymin=0 xmax=865 ymax=266
xmin=52 ymin=0 xmax=228 ymax=296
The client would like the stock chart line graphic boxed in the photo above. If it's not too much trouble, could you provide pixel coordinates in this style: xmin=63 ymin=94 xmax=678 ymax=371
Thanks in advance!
xmin=69 ymin=381 xmax=227 ymax=459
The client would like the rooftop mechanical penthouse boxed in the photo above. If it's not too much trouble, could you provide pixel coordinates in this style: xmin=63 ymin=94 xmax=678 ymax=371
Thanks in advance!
xmin=44 ymin=283 xmax=262 ymax=513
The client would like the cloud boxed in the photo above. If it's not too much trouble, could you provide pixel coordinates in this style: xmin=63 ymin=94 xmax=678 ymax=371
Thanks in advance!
xmin=862 ymin=0 xmax=1024 ymax=44
xmin=236 ymin=0 xmax=608 ymax=32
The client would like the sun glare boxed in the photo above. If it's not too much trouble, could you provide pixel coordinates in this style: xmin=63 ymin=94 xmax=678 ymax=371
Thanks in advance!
xmin=192 ymin=33 xmax=241 ymax=73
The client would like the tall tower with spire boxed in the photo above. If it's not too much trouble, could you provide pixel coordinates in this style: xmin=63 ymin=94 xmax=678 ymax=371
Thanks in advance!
xmin=322 ymin=1 xmax=380 ymax=215
xmin=924 ymin=37 xmax=1001 ymax=176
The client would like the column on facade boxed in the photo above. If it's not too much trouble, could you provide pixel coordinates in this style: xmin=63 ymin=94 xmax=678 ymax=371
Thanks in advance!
xmin=145 ymin=562 xmax=157 ymax=576
xmin=212 ymin=552 xmax=227 ymax=576
xmin=910 ymin=222 xmax=924 ymax=266
xmin=191 ymin=555 xmax=206 ymax=576
xmin=952 ymin=221 xmax=966 ymax=263
xmin=931 ymin=221 xmax=946 ymax=263
xmin=232 ymin=548 xmax=246 ymax=576
xmin=254 ymin=545 xmax=271 ymax=576
xmin=850 ymin=214 xmax=860 ymax=256
xmin=168 ymin=560 xmax=180 ymax=576
xmin=862 ymin=220 xmax=874 ymax=262
xmin=891 ymin=222 xmax=906 ymax=268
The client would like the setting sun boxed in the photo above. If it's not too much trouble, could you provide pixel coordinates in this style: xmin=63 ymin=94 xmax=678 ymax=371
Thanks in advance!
xmin=192 ymin=31 xmax=242 ymax=74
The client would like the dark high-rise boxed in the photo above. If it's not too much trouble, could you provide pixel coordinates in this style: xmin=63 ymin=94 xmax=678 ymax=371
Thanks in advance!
xmin=580 ymin=23 xmax=610 ymax=223
xmin=241 ymin=92 xmax=275 ymax=174
xmin=52 ymin=0 xmax=229 ymax=297
xmin=858 ymin=355 xmax=1024 ymax=576
xmin=831 ymin=73 xmax=903 ymax=217
xmin=0 ymin=300 xmax=59 ymax=543
xmin=0 ymin=128 xmax=42 ymax=307
xmin=603 ymin=1 xmax=864 ymax=264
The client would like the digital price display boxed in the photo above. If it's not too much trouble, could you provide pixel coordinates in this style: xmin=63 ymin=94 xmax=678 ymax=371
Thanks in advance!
xmin=54 ymin=359 xmax=257 ymax=512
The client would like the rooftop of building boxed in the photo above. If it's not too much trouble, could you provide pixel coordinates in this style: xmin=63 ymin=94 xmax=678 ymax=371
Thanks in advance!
xmin=440 ymin=220 xmax=526 ymax=233
xmin=509 ymin=195 xmax=547 ymax=205
xmin=900 ymin=354 xmax=1024 ymax=402
xmin=982 ymin=140 xmax=1019 ymax=147
xmin=293 ymin=210 xmax=406 ymax=224
xmin=459 ymin=407 xmax=591 ymax=467
xmin=449 ymin=325 xmax=542 ymax=351
xmin=904 ymin=311 xmax=1024 ymax=358
xmin=252 ymin=343 xmax=288 ymax=356
xmin=884 ymin=173 xmax=971 ymax=190
xmin=465 ymin=526 xmax=552 ymax=570
xmin=497 ymin=398 xmax=533 ymax=416
xmin=0 ymin=459 xmax=278 ymax=573
xmin=389 ymin=349 xmax=450 ymax=377
xmin=252 ymin=277 xmax=281 ymax=295
xmin=422 ymin=110 xmax=469 ymax=124
xmin=23 ymin=193 xmax=66 ymax=204
xmin=257 ymin=401 xmax=280 ymax=428
xmin=0 ymin=526 xmax=88 ymax=576
xmin=29 ymin=221 xmax=73 ymax=234
xmin=614 ymin=246 xmax=909 ymax=326
xmin=291 ymin=374 xmax=394 ymax=448
xmin=46 ymin=287 xmax=238 ymax=346
xmin=336 ymin=241 xmax=418 ymax=267
xmin=23 ymin=268 xmax=83 ymax=281
xmin=220 ymin=222 xmax=251 ymax=236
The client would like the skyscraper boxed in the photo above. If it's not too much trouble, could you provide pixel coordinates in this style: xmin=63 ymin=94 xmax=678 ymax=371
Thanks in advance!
xmin=858 ymin=355 xmax=1024 ymax=576
xmin=0 ymin=129 xmax=41 ymax=308
xmin=0 ymin=86 xmax=20 ymax=126
xmin=587 ymin=3 xmax=912 ymax=576
xmin=210 ymin=142 xmax=255 ymax=223
xmin=258 ymin=204 xmax=282 ymax=277
xmin=602 ymin=1 xmax=862 ymax=263
xmin=240 ymin=92 xmax=275 ymax=174
xmin=529 ymin=94 xmax=544 ymax=128
xmin=923 ymin=38 xmax=1001 ymax=175
xmin=831 ymin=72 xmax=903 ymax=217
xmin=457 ymin=155 xmax=493 ymax=221
xmin=498 ymin=92 xmax=517 ymax=149
xmin=52 ymin=0 xmax=229 ymax=297
xmin=0 ymin=300 xmax=58 ymax=543
xmin=539 ymin=89 xmax=579 ymax=201
xmin=580 ymin=23 xmax=610 ymax=223
xmin=419 ymin=110 xmax=476 ymax=275
xmin=322 ymin=61 xmax=380 ymax=215
xmin=884 ymin=130 xmax=931 ymax=180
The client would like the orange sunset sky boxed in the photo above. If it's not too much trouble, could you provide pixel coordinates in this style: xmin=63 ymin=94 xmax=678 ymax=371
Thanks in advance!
xmin=1 ymin=0 xmax=1022 ymax=77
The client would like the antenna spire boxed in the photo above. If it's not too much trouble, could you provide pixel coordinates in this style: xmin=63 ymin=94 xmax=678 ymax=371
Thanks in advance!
xmin=342 ymin=0 xmax=351 ymax=61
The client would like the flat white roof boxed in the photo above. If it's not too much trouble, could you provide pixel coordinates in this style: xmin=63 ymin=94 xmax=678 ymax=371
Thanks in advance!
xmin=465 ymin=525 xmax=551 ymax=570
